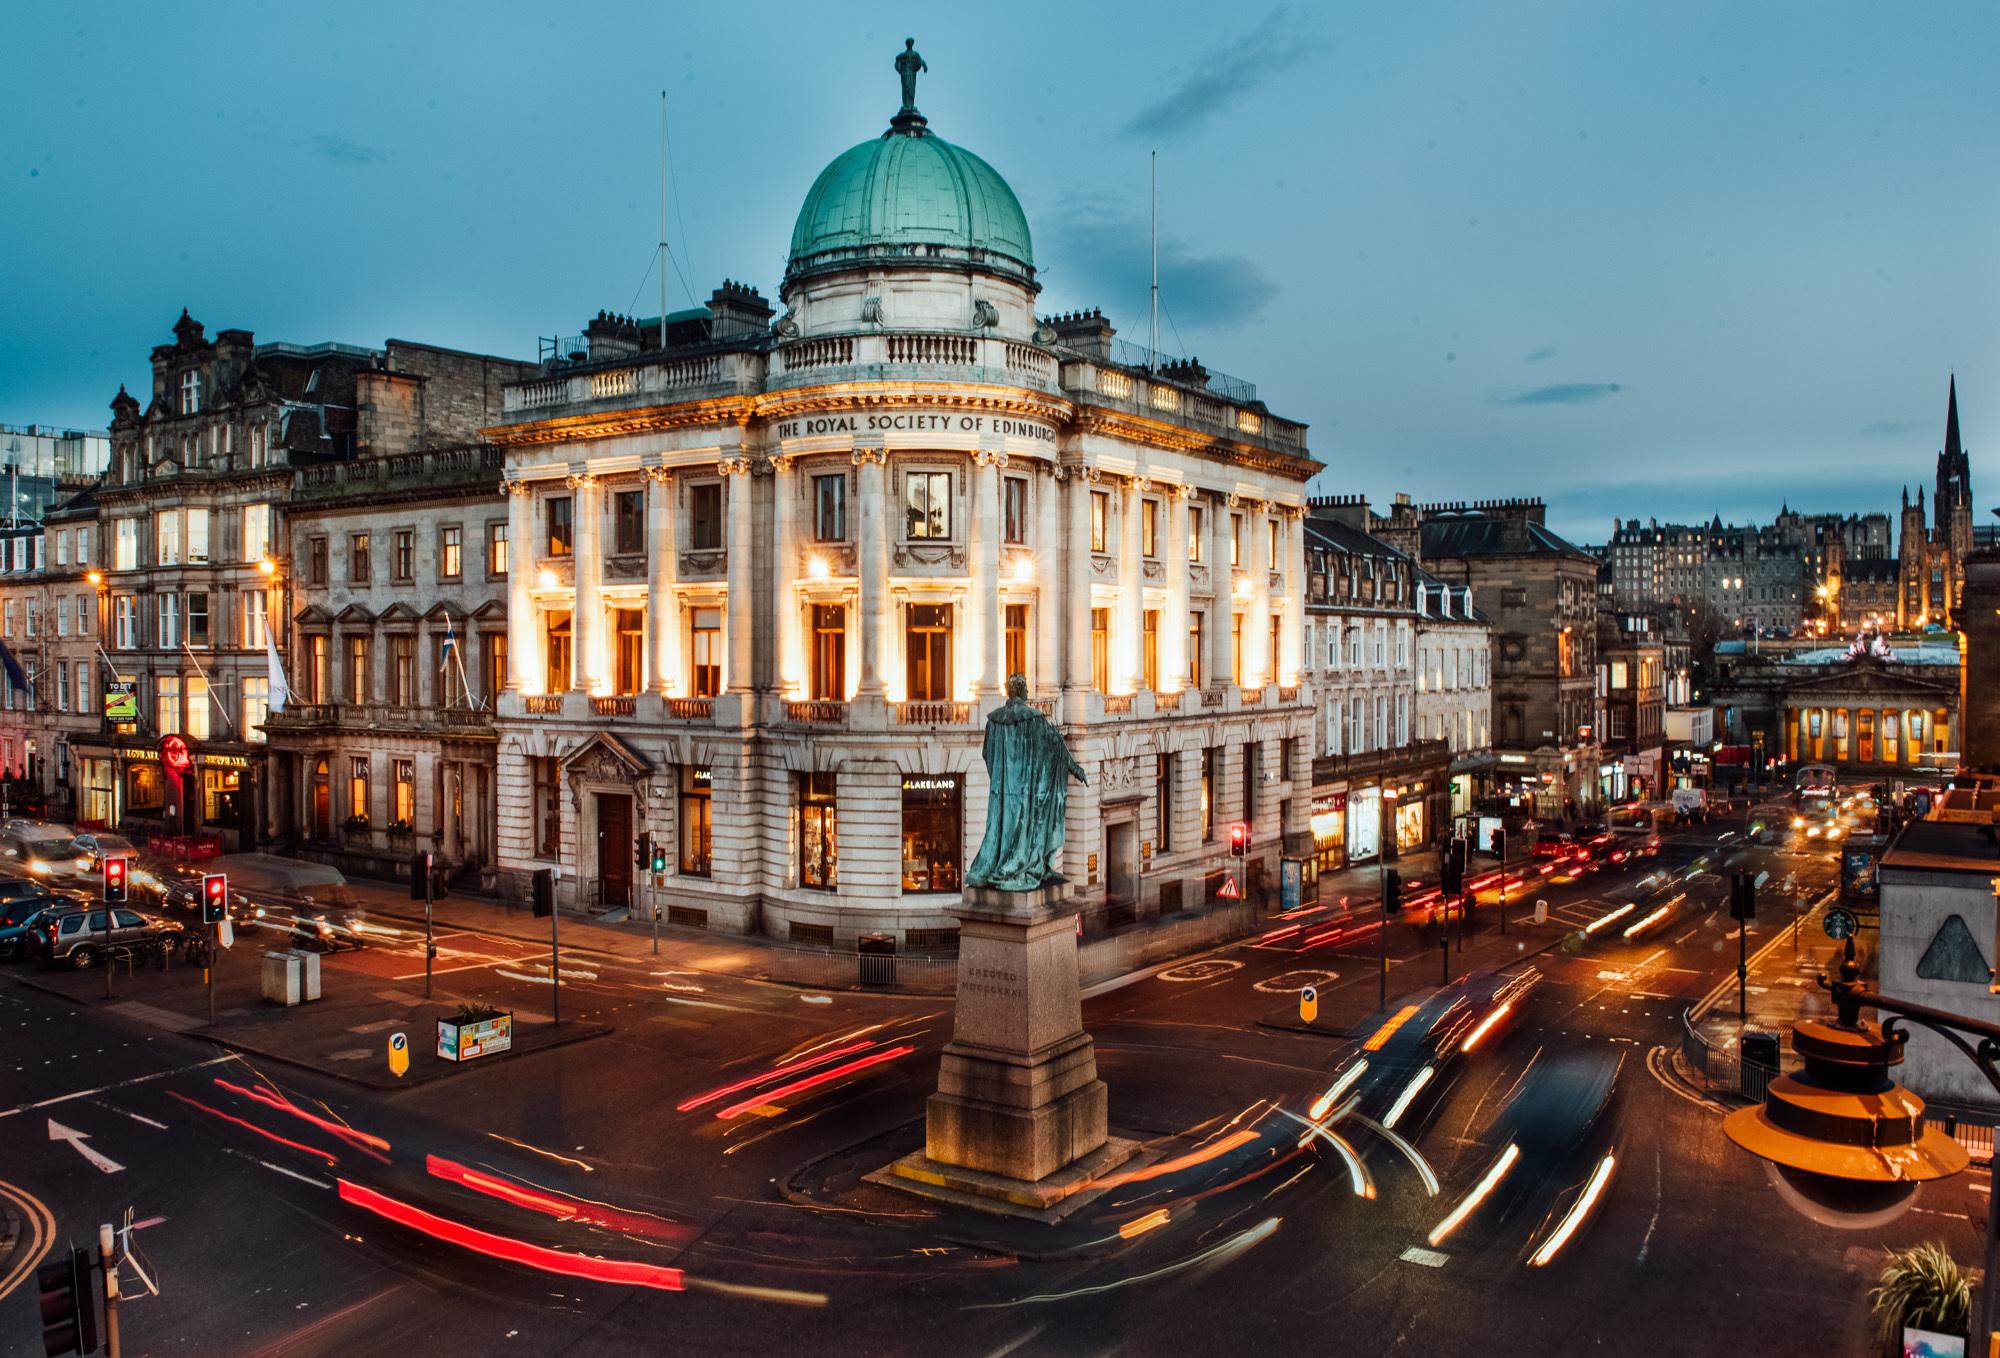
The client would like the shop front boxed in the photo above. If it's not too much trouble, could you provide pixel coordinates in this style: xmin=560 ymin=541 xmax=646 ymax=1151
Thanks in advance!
xmin=1389 ymin=781 xmax=1426 ymax=853
xmin=900 ymin=775 xmax=963 ymax=895
xmin=1345 ymin=786 xmax=1382 ymax=863
xmin=1309 ymin=790 xmax=1346 ymax=879
xmin=1597 ymin=760 xmax=1627 ymax=805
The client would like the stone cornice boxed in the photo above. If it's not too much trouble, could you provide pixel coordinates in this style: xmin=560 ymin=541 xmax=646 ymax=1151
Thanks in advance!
xmin=1070 ymin=407 xmax=1321 ymax=483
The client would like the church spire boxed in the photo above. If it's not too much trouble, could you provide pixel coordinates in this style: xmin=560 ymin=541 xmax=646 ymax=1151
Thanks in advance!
xmin=1945 ymin=373 xmax=1962 ymax=463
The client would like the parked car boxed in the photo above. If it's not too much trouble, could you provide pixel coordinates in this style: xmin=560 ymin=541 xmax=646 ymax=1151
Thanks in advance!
xmin=0 ymin=897 xmax=73 ymax=959
xmin=0 ymin=876 xmax=61 ymax=909
xmin=33 ymin=907 xmax=182 ymax=969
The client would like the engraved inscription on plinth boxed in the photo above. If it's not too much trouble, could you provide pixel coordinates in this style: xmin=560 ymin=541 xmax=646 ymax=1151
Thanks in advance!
xmin=924 ymin=884 xmax=1109 ymax=1184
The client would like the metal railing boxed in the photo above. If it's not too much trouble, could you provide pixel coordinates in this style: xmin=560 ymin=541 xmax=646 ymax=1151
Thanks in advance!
xmin=761 ymin=945 xmax=959 ymax=995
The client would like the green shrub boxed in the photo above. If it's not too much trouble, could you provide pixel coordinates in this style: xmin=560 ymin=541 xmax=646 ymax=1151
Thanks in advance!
xmin=1871 ymin=1240 xmax=1971 ymax=1342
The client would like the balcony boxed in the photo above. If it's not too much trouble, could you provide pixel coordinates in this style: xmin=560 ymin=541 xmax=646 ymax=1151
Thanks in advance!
xmin=767 ymin=332 xmax=1063 ymax=396
xmin=666 ymin=697 xmax=713 ymax=721
xmin=263 ymin=701 xmax=494 ymax=735
xmin=785 ymin=700 xmax=846 ymax=724
xmin=897 ymin=701 xmax=971 ymax=726
xmin=591 ymin=696 xmax=636 ymax=718
xmin=524 ymin=695 xmax=563 ymax=715
xmin=499 ymin=351 xmax=762 ymax=418
xmin=292 ymin=445 xmax=506 ymax=505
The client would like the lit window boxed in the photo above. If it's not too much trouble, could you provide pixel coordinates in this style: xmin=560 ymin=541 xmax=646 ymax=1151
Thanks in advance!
xmin=906 ymin=471 xmax=952 ymax=540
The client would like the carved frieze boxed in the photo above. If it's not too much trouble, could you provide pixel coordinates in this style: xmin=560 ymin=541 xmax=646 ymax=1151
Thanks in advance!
xmin=893 ymin=544 xmax=966 ymax=569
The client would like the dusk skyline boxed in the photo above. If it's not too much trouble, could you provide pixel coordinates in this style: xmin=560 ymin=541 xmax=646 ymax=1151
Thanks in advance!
xmin=5 ymin=1 xmax=1997 ymax=543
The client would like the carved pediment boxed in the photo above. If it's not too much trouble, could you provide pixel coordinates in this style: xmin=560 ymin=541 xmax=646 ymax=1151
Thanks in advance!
xmin=560 ymin=731 xmax=652 ymax=785
xmin=1091 ymin=554 xmax=1116 ymax=578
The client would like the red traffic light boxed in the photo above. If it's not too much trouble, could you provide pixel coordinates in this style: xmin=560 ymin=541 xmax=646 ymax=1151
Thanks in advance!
xmin=102 ymin=856 xmax=129 ymax=904
xmin=201 ymin=873 xmax=228 ymax=923
xmin=1228 ymin=822 xmax=1250 ymax=857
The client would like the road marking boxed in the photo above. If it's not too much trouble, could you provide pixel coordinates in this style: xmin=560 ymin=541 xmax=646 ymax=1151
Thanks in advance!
xmin=1399 ymin=1246 xmax=1449 ymax=1268
xmin=0 ymin=1054 xmax=238 ymax=1119
xmin=48 ymin=1118 xmax=125 ymax=1174
xmin=1156 ymin=959 xmax=1244 ymax=983
xmin=94 ymin=1101 xmax=167 ymax=1130
xmin=1251 ymin=969 xmax=1338 ymax=995
xmin=214 ymin=1144 xmax=334 ymax=1189
xmin=0 ymin=1178 xmax=55 ymax=1301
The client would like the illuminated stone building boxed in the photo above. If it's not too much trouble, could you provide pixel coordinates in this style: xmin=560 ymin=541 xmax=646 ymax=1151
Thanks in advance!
xmin=485 ymin=69 xmax=1318 ymax=945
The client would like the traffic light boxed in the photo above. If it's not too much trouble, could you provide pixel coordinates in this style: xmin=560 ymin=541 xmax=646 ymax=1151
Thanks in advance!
xmin=409 ymin=850 xmax=434 ymax=902
xmin=1382 ymin=867 xmax=1402 ymax=913
xmin=1440 ymin=840 xmax=1465 ymax=895
xmin=1730 ymin=870 xmax=1757 ymax=921
xmin=650 ymin=841 xmax=667 ymax=874
xmin=1492 ymin=828 xmax=1508 ymax=863
xmin=532 ymin=868 xmax=555 ymax=918
xmin=1228 ymin=822 xmax=1250 ymax=858
xmin=201 ymin=873 xmax=227 ymax=924
xmin=634 ymin=832 xmax=651 ymax=874
xmin=101 ymin=856 xmax=127 ymax=904
xmin=37 ymin=1246 xmax=96 ymax=1357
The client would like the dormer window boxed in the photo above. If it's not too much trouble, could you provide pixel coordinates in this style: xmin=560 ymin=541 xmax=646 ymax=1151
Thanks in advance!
xmin=180 ymin=371 xmax=201 ymax=415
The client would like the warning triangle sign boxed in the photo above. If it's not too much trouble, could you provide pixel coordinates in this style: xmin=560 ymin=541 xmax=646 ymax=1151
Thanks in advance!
xmin=1216 ymin=875 xmax=1241 ymax=900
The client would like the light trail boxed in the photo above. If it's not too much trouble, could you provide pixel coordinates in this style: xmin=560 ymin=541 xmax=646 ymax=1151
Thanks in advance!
xmin=1460 ymin=1003 xmax=1514 ymax=1054
xmin=486 ymin=1133 xmax=596 ymax=1172
xmin=1092 ymin=1129 xmax=1261 ymax=1189
xmin=1621 ymin=905 xmax=1672 ymax=939
xmin=215 ymin=1079 xmax=389 ymax=1158
xmin=1117 ymin=1208 xmax=1170 ymax=1239
xmin=165 ymin=1090 xmax=336 ymax=1165
xmin=1363 ymin=1005 xmax=1420 ymax=1051
xmin=1582 ymin=903 xmax=1636 ymax=936
xmin=677 ymin=1042 xmax=877 ymax=1112
xmin=713 ymin=1045 xmax=916 ymax=1120
xmin=1529 ymin=1153 xmax=1617 ymax=1266
xmin=1345 ymin=1113 xmax=1439 ymax=1196
xmin=1381 ymin=1065 xmax=1435 ymax=1130
xmin=425 ymin=1155 xmax=693 ymax=1244
xmin=1308 ymin=1061 xmax=1367 ymax=1120
xmin=1427 ymin=1142 xmax=1520 ymax=1246
xmin=966 ymin=1217 xmax=1280 ymax=1308
xmin=1279 ymin=1111 xmax=1374 ymax=1198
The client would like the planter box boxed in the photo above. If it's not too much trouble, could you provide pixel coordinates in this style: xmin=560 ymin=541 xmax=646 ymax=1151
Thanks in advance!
xmin=437 ymin=1011 xmax=513 ymax=1062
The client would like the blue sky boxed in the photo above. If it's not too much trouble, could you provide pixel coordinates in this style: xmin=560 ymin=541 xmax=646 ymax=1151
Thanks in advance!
xmin=4 ymin=2 xmax=1996 ymax=544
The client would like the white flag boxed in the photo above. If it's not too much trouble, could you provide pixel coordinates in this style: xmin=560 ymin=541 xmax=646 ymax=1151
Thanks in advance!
xmin=265 ymin=624 xmax=290 ymax=714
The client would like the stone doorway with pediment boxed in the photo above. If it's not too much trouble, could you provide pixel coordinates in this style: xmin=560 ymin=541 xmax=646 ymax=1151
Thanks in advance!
xmin=560 ymin=732 xmax=653 ymax=915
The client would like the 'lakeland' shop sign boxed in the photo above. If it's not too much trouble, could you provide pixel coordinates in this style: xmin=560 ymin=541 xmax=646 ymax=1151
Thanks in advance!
xmin=776 ymin=407 xmax=1055 ymax=444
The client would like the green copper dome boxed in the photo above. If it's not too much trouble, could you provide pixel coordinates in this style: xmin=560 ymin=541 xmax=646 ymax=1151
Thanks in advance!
xmin=786 ymin=126 xmax=1035 ymax=286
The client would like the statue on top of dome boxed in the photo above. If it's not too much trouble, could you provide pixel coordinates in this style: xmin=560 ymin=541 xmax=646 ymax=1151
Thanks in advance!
xmin=896 ymin=38 xmax=927 ymax=113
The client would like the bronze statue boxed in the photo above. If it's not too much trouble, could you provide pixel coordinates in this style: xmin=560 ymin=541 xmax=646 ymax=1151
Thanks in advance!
xmin=896 ymin=38 xmax=927 ymax=113
xmin=965 ymin=675 xmax=1087 ymax=892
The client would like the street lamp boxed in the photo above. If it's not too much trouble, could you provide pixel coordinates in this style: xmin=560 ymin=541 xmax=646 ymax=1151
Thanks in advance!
xmin=1724 ymin=935 xmax=1993 ymax=1337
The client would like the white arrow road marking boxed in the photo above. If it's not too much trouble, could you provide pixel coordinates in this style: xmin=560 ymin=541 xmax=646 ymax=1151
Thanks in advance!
xmin=47 ymin=1119 xmax=124 ymax=1174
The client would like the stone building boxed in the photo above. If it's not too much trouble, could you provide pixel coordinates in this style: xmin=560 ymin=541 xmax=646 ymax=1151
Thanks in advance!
xmin=484 ymin=69 xmax=1318 ymax=945
xmin=1298 ymin=502 xmax=1444 ymax=879
xmin=1707 ymin=639 xmax=1961 ymax=781
xmin=1374 ymin=498 xmax=1602 ymax=816
xmin=1595 ymin=611 xmax=1666 ymax=802
xmin=1414 ymin=569 xmax=1492 ymax=819
xmin=1960 ymin=547 xmax=2000 ymax=769
xmin=1897 ymin=377 xmax=1976 ymax=627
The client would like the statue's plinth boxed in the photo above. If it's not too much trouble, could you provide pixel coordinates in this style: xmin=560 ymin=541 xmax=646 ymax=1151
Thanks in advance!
xmin=881 ymin=883 xmax=1134 ymax=1216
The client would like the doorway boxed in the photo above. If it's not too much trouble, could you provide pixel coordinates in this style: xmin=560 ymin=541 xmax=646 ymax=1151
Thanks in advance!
xmin=1105 ymin=819 xmax=1138 ymax=918
xmin=597 ymin=792 xmax=633 ymax=909
xmin=311 ymin=759 xmax=331 ymax=839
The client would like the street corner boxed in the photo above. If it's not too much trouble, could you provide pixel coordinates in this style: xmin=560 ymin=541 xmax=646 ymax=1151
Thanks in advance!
xmin=205 ymin=1010 xmax=613 ymax=1091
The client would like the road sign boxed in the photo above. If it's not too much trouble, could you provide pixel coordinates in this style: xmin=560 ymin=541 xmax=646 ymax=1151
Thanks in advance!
xmin=1216 ymin=874 xmax=1241 ymax=900
xmin=1299 ymin=985 xmax=1319 ymax=1024
xmin=1823 ymin=907 xmax=1859 ymax=941
xmin=388 ymin=1031 xmax=409 ymax=1078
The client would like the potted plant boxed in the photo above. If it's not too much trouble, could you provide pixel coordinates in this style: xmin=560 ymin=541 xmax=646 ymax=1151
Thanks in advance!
xmin=1871 ymin=1241 xmax=1970 ymax=1356
xmin=342 ymin=813 xmax=370 ymax=840
xmin=436 ymin=999 xmax=514 ymax=1063
xmin=387 ymin=818 xmax=414 ymax=838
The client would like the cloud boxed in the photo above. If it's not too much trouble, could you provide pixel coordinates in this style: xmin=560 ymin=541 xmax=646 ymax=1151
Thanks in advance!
xmin=1498 ymin=382 xmax=1622 ymax=406
xmin=1859 ymin=418 xmax=1923 ymax=437
xmin=1123 ymin=10 xmax=1319 ymax=139
xmin=1523 ymin=345 xmax=1558 ymax=363
xmin=308 ymin=133 xmax=386 ymax=166
xmin=1040 ymin=193 xmax=1278 ymax=329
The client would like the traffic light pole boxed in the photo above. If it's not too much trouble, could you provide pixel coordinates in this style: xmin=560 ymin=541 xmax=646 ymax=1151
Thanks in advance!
xmin=98 ymin=1221 xmax=121 ymax=1358
xmin=424 ymin=861 xmax=435 ymax=1000
xmin=551 ymin=897 xmax=561 ymax=1026
xmin=1377 ymin=861 xmax=1388 ymax=1011
xmin=206 ymin=924 xmax=216 ymax=1029
xmin=650 ymin=875 xmax=659 ymax=956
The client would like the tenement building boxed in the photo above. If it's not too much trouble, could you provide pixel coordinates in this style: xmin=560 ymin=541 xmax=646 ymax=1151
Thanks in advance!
xmin=0 ymin=493 xmax=105 ymax=817
xmin=1414 ymin=567 xmax=1492 ymax=819
xmin=484 ymin=69 xmax=1318 ymax=945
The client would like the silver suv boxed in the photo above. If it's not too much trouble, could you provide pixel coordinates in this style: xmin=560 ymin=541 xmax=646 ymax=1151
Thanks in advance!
xmin=34 ymin=908 xmax=169 ymax=969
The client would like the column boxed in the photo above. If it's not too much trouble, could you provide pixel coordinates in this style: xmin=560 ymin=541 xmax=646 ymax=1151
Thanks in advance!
xmin=1064 ymin=464 xmax=1095 ymax=694
xmin=415 ymin=620 xmax=432 ymax=707
xmin=645 ymin=466 xmax=678 ymax=694
xmin=772 ymin=456 xmax=801 ymax=697
xmin=571 ymin=474 xmax=604 ymax=695
xmin=854 ymin=449 xmax=888 ymax=698
xmin=721 ymin=456 xmax=756 ymax=693
xmin=1247 ymin=500 xmax=1271 ymax=689
xmin=1279 ymin=510 xmax=1304 ymax=688
xmin=1211 ymin=493 xmax=1232 ymax=685
xmin=967 ymin=450 xmax=1002 ymax=698
xmin=1162 ymin=486 xmax=1190 ymax=692
xmin=442 ymin=762 xmax=462 ymax=859
xmin=505 ymin=482 xmax=539 ymax=692
xmin=1034 ymin=462 xmax=1062 ymax=695
xmin=1115 ymin=476 xmax=1143 ymax=692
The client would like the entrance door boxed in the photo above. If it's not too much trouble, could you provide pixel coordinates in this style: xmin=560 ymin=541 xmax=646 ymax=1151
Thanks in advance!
xmin=597 ymin=792 xmax=633 ymax=909
xmin=311 ymin=760 xmax=331 ymax=839
xmin=1105 ymin=820 xmax=1137 ymax=908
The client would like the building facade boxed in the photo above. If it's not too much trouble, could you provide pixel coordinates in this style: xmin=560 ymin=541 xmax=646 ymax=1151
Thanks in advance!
xmin=1414 ymin=570 xmax=1492 ymax=819
xmin=1708 ymin=640 xmax=1961 ymax=782
xmin=485 ymin=78 xmax=1318 ymax=946
xmin=1596 ymin=611 xmax=1666 ymax=802
xmin=1898 ymin=377 xmax=1976 ymax=627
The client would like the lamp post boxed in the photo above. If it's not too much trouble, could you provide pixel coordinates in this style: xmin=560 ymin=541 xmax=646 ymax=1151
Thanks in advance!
xmin=1724 ymin=934 xmax=1993 ymax=1346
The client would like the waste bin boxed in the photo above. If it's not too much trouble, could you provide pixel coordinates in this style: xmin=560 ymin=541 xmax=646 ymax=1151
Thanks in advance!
xmin=292 ymin=948 xmax=322 ymax=1002
xmin=261 ymin=950 xmax=302 ymax=1006
xmin=1739 ymin=1029 xmax=1781 ymax=1099
xmin=857 ymin=933 xmax=897 ymax=988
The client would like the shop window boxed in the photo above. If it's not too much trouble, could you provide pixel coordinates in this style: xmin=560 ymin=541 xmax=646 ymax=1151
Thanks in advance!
xmin=532 ymin=756 xmax=560 ymax=858
xmin=900 ymin=775 xmax=961 ymax=893
xmin=1004 ymin=604 xmax=1029 ymax=685
xmin=810 ymin=604 xmax=845 ymax=701
xmin=799 ymin=772 xmax=837 ymax=890
xmin=614 ymin=609 xmax=645 ymax=696
xmin=906 ymin=471 xmax=952 ymax=540
xmin=547 ymin=497 xmax=573 ymax=556
xmin=906 ymin=604 xmax=952 ymax=701
xmin=689 ymin=483 xmax=722 ymax=550
xmin=814 ymin=474 xmax=846 ymax=542
xmin=613 ymin=490 xmax=645 ymax=556
xmin=1003 ymin=477 xmax=1028 ymax=545
xmin=544 ymin=613 xmax=572 ymax=693
xmin=1935 ymin=709 xmax=1949 ymax=755
xmin=1090 ymin=608 xmax=1109 ymax=692
xmin=690 ymin=607 xmax=722 ymax=697
xmin=679 ymin=766 xmax=712 ymax=876
xmin=128 ymin=762 xmax=164 ymax=814
xmin=1311 ymin=793 xmax=1347 ymax=875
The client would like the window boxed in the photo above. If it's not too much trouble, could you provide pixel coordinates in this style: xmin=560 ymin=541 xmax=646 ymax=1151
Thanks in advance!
xmin=1230 ymin=513 xmax=1243 ymax=566
xmin=187 ymin=591 xmax=209 ymax=648
xmin=482 ymin=632 xmax=507 ymax=703
xmin=1090 ymin=608 xmax=1110 ymax=692
xmin=56 ymin=661 xmax=68 ymax=712
xmin=1089 ymin=491 xmax=1108 ymax=552
xmin=614 ymin=609 xmax=644 ymax=696
xmin=689 ymin=483 xmax=722 ymax=550
xmin=1188 ymin=506 xmax=1204 ymax=562
xmin=679 ymin=766 xmax=712 ymax=876
xmin=309 ymin=536 xmax=328 ymax=585
xmin=56 ymin=596 xmax=69 ymax=638
xmin=1326 ymin=621 xmax=1341 ymax=669
xmin=547 ymin=497 xmax=573 ymax=556
xmin=440 ymin=632 xmax=466 ymax=709
xmin=243 ymin=676 xmax=269 ymax=744
xmin=309 ymin=635 xmax=329 ymax=704
xmin=390 ymin=635 xmax=415 ymax=706
xmin=487 ymin=523 xmax=508 ymax=577
xmin=158 ymin=594 xmax=179 ymax=648
xmin=1003 ymin=477 xmax=1028 ymax=545
xmin=250 ymin=423 xmax=266 ymax=467
xmin=75 ymin=530 xmax=88 ymax=566
xmin=1201 ymin=747 xmax=1218 ymax=842
xmin=115 ymin=596 xmax=136 ymax=649
xmin=392 ymin=530 xmax=414 ymax=582
xmin=188 ymin=675 xmax=210 ymax=740
xmin=349 ymin=533 xmax=371 ymax=584
xmin=1188 ymin=611 xmax=1205 ymax=689
xmin=613 ymin=490 xmax=644 ymax=556
xmin=1610 ymin=661 xmax=1629 ymax=689
xmin=235 ymin=503 xmax=269 ymax=563
xmin=1327 ymin=699 xmax=1343 ymax=755
xmin=532 ymin=756 xmax=561 ymax=858
xmin=180 ymin=370 xmax=201 ymax=415
xmin=1857 ymin=709 xmax=1875 ymax=764
xmin=350 ymin=757 xmax=371 ymax=824
xmin=906 ymin=471 xmax=952 ymax=540
xmin=1270 ymin=617 xmax=1282 ymax=683
xmin=906 ymin=604 xmax=952 ymax=701
xmin=1142 ymin=500 xmax=1159 ymax=558
xmin=242 ymin=590 xmax=268 ymax=649
xmin=390 ymin=759 xmax=415 ymax=826
xmin=799 ymin=772 xmax=837 ymax=890
xmin=1142 ymin=610 xmax=1160 ymax=691
xmin=900 ymin=775 xmax=962 ymax=893
xmin=810 ymin=603 xmax=845 ymax=701
xmin=1004 ymin=603 xmax=1029 ymax=685
xmin=186 ymin=509 xmax=209 ymax=564
xmin=1156 ymin=753 xmax=1173 ymax=854
xmin=690 ymin=607 xmax=722 ymax=697
xmin=544 ymin=612 xmax=572 ymax=693
xmin=347 ymin=635 xmax=371 ymax=704
xmin=54 ymin=530 xmax=67 ymax=566
xmin=76 ymin=592 xmax=90 ymax=636
xmin=1267 ymin=518 xmax=1278 ymax=567
xmin=22 ymin=601 xmax=34 ymax=638
xmin=155 ymin=675 xmax=180 ymax=734
xmin=155 ymin=511 xmax=180 ymax=566
xmin=1231 ymin=613 xmax=1244 ymax=686
xmin=1242 ymin=743 xmax=1258 ymax=824
xmin=814 ymin=474 xmax=846 ymax=542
